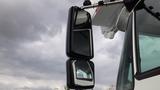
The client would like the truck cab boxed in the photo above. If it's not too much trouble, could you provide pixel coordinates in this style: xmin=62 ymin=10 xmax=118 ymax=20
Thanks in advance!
xmin=92 ymin=0 xmax=160 ymax=90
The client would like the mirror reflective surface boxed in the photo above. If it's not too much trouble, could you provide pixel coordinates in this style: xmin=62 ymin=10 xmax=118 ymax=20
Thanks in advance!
xmin=75 ymin=11 xmax=88 ymax=26
xmin=66 ymin=6 xmax=93 ymax=59
xmin=75 ymin=60 xmax=93 ymax=80
xmin=72 ymin=29 xmax=91 ymax=58
xmin=66 ymin=59 xmax=94 ymax=89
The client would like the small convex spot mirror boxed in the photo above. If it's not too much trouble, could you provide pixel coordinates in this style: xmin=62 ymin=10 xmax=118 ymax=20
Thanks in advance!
xmin=66 ymin=6 xmax=94 ymax=59
xmin=66 ymin=59 xmax=95 ymax=89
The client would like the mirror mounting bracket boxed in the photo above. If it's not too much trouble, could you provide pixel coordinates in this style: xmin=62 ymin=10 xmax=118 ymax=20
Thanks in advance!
xmin=81 ymin=0 xmax=123 ymax=9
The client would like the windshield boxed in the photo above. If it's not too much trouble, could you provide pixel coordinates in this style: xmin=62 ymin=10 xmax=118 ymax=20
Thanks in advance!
xmin=136 ymin=0 xmax=160 ymax=73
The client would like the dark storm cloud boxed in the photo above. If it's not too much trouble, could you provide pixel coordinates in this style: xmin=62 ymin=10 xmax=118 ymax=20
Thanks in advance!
xmin=0 ymin=0 xmax=65 ymax=63
xmin=0 ymin=0 xmax=85 ymax=51
xmin=0 ymin=0 xmax=77 ymax=89
xmin=0 ymin=0 xmax=62 ymax=43
xmin=0 ymin=1 xmax=95 ymax=89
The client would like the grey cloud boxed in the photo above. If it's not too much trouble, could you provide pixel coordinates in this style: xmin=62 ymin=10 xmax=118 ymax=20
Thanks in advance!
xmin=17 ymin=87 xmax=53 ymax=90
xmin=0 ymin=0 xmax=125 ymax=89
xmin=92 ymin=28 xmax=124 ymax=85
xmin=0 ymin=0 xmax=84 ymax=50
xmin=0 ymin=58 xmax=66 ymax=80
xmin=0 ymin=0 xmax=72 ymax=89
xmin=0 ymin=83 xmax=53 ymax=90
xmin=0 ymin=36 xmax=66 ymax=81
xmin=0 ymin=0 xmax=61 ymax=43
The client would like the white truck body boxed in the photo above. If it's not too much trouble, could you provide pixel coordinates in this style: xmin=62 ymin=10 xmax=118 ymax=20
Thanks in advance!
xmin=91 ymin=0 xmax=160 ymax=90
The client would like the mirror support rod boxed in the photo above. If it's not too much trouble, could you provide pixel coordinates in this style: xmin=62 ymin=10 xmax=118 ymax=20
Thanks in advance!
xmin=81 ymin=0 xmax=124 ymax=9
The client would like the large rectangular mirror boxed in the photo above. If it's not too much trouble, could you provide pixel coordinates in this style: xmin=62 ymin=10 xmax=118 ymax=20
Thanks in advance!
xmin=66 ymin=59 xmax=95 ymax=89
xmin=66 ymin=6 xmax=94 ymax=59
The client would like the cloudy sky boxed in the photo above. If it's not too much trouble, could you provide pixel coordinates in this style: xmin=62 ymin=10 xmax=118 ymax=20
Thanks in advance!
xmin=0 ymin=0 xmax=124 ymax=90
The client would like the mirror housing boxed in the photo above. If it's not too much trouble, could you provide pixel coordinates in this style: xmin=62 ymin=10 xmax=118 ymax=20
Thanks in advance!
xmin=66 ymin=6 xmax=94 ymax=59
xmin=66 ymin=59 xmax=95 ymax=89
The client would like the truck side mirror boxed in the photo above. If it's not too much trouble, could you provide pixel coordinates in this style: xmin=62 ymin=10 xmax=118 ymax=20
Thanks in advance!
xmin=66 ymin=59 xmax=95 ymax=89
xmin=66 ymin=6 xmax=94 ymax=59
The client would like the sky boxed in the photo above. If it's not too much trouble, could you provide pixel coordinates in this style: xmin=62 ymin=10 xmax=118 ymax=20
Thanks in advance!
xmin=0 ymin=0 xmax=124 ymax=90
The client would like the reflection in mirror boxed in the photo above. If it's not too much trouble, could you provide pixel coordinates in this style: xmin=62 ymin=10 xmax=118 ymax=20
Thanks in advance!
xmin=75 ymin=11 xmax=88 ymax=25
xmin=75 ymin=60 xmax=92 ymax=80
xmin=66 ymin=59 xmax=94 ymax=89
xmin=72 ymin=30 xmax=91 ymax=57
xmin=74 ymin=10 xmax=91 ymax=29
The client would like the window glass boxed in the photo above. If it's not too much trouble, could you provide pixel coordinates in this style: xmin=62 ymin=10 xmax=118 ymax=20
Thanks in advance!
xmin=139 ymin=34 xmax=160 ymax=72
xmin=136 ymin=0 xmax=160 ymax=72
xmin=128 ymin=63 xmax=133 ymax=82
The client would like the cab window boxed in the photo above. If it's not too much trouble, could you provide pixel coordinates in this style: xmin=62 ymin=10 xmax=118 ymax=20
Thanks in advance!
xmin=136 ymin=0 xmax=160 ymax=79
